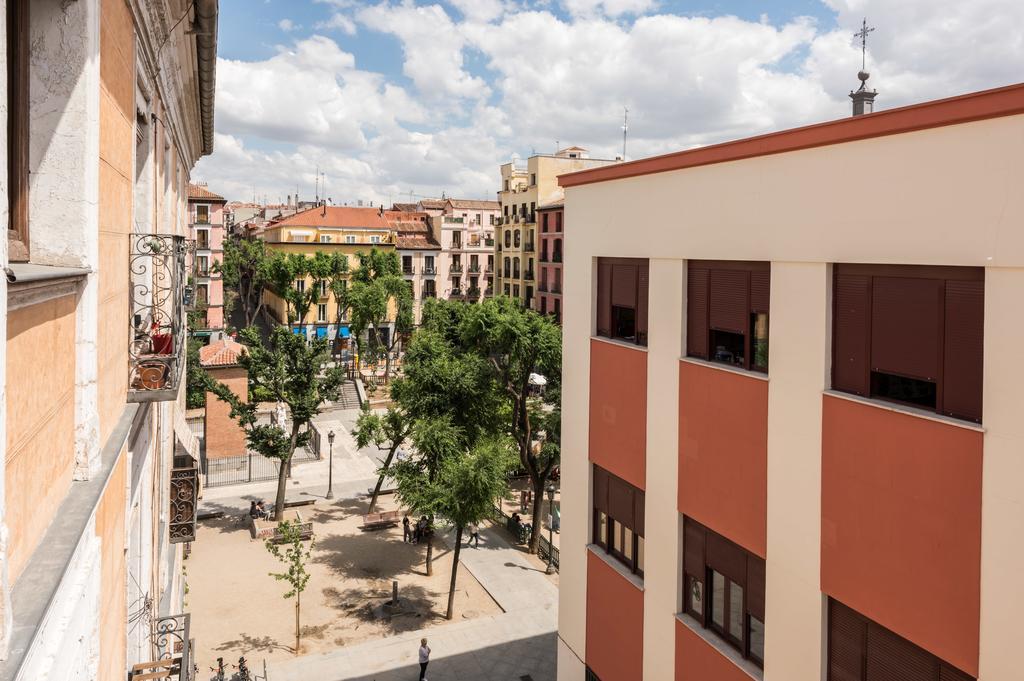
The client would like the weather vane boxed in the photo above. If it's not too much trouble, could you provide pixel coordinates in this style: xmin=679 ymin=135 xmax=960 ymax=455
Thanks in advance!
xmin=855 ymin=17 xmax=875 ymax=72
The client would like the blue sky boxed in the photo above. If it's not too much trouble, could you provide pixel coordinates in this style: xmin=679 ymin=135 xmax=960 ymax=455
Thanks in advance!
xmin=195 ymin=0 xmax=1024 ymax=204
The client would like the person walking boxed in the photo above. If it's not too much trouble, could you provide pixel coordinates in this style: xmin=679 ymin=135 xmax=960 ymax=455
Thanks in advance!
xmin=418 ymin=638 xmax=431 ymax=680
xmin=467 ymin=522 xmax=480 ymax=548
xmin=402 ymin=515 xmax=411 ymax=543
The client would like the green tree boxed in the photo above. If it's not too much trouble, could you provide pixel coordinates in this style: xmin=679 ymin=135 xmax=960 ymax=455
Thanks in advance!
xmin=352 ymin=405 xmax=413 ymax=513
xmin=217 ymin=236 xmax=271 ymax=327
xmin=204 ymin=326 xmax=344 ymax=519
xmin=185 ymin=336 xmax=206 ymax=409
xmin=392 ymin=436 xmax=513 ymax=619
xmin=264 ymin=520 xmax=313 ymax=654
xmin=458 ymin=297 xmax=562 ymax=554
xmin=346 ymin=248 xmax=413 ymax=379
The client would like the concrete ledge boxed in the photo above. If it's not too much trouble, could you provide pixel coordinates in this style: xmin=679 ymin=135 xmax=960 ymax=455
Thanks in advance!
xmin=0 ymin=403 xmax=142 ymax=681
xmin=676 ymin=613 xmax=763 ymax=681
xmin=587 ymin=544 xmax=644 ymax=591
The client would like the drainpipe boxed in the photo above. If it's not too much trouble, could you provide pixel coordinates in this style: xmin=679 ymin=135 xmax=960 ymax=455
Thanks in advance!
xmin=193 ymin=0 xmax=219 ymax=156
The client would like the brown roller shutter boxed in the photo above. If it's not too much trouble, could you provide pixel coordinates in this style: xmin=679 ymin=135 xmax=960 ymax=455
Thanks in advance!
xmin=707 ymin=532 xmax=746 ymax=584
xmin=608 ymin=475 xmax=635 ymax=526
xmin=597 ymin=261 xmax=612 ymax=337
xmin=709 ymin=269 xmax=750 ymax=334
xmin=683 ymin=518 xmax=706 ymax=577
xmin=833 ymin=273 xmax=871 ymax=395
xmin=829 ymin=600 xmax=866 ymax=681
xmin=612 ymin=264 xmax=638 ymax=308
xmin=871 ymin=276 xmax=943 ymax=381
xmin=866 ymin=622 xmax=934 ymax=681
xmin=746 ymin=555 xmax=766 ymax=621
xmin=939 ymin=664 xmax=975 ymax=681
xmin=634 ymin=489 xmax=645 ymax=536
xmin=941 ymin=280 xmax=984 ymax=422
xmin=751 ymin=270 xmax=770 ymax=313
xmin=593 ymin=466 xmax=609 ymax=514
xmin=687 ymin=267 xmax=710 ymax=358
xmin=637 ymin=262 xmax=649 ymax=346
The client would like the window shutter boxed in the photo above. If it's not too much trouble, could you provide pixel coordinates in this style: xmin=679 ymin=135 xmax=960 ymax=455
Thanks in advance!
xmin=709 ymin=269 xmax=750 ymax=334
xmin=746 ymin=554 xmax=766 ymax=621
xmin=866 ymin=622 xmax=935 ymax=681
xmin=828 ymin=600 xmax=866 ymax=681
xmin=608 ymin=475 xmax=635 ymax=527
xmin=687 ymin=267 xmax=710 ymax=359
xmin=593 ymin=466 xmax=609 ymax=514
xmin=634 ymin=489 xmax=645 ymax=537
xmin=871 ymin=277 xmax=943 ymax=381
xmin=939 ymin=664 xmax=975 ymax=681
xmin=706 ymin=532 xmax=746 ymax=584
xmin=683 ymin=518 xmax=706 ymax=577
xmin=941 ymin=280 xmax=984 ymax=422
xmin=597 ymin=261 xmax=612 ymax=337
xmin=833 ymin=273 xmax=871 ymax=395
xmin=751 ymin=270 xmax=770 ymax=313
xmin=637 ymin=262 xmax=649 ymax=346
xmin=612 ymin=264 xmax=638 ymax=308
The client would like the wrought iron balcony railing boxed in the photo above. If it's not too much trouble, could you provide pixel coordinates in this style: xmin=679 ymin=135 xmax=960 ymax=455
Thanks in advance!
xmin=147 ymin=612 xmax=194 ymax=681
xmin=129 ymin=234 xmax=191 ymax=403
xmin=422 ymin=265 xmax=437 ymax=275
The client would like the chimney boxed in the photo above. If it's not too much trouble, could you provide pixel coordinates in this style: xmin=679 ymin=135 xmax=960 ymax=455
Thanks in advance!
xmin=850 ymin=70 xmax=877 ymax=116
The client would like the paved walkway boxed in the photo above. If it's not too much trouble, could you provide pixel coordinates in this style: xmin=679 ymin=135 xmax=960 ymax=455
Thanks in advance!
xmin=265 ymin=524 xmax=558 ymax=681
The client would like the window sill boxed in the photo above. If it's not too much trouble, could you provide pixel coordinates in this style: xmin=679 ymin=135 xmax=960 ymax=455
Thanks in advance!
xmin=679 ymin=357 xmax=769 ymax=382
xmin=590 ymin=335 xmax=648 ymax=353
xmin=587 ymin=544 xmax=644 ymax=591
xmin=676 ymin=613 xmax=763 ymax=681
xmin=822 ymin=389 xmax=984 ymax=433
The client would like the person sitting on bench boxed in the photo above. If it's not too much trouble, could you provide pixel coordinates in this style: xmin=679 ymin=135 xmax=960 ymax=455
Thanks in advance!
xmin=252 ymin=500 xmax=270 ymax=520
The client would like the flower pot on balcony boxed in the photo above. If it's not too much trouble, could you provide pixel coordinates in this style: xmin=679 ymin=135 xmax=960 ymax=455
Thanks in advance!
xmin=134 ymin=361 xmax=169 ymax=390
xmin=152 ymin=333 xmax=174 ymax=355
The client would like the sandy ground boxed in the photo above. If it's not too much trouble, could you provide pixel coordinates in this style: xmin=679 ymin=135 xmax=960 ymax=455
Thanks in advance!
xmin=187 ymin=495 xmax=501 ymax=671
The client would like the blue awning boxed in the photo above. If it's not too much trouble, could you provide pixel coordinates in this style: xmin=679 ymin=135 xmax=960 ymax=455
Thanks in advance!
xmin=339 ymin=326 xmax=351 ymax=338
xmin=316 ymin=326 xmax=328 ymax=339
xmin=292 ymin=326 xmax=304 ymax=335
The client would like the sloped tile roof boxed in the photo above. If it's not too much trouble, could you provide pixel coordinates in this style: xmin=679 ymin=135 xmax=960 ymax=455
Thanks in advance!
xmin=447 ymin=199 xmax=500 ymax=210
xmin=272 ymin=206 xmax=390 ymax=230
xmin=199 ymin=338 xmax=247 ymax=367
xmin=189 ymin=183 xmax=226 ymax=201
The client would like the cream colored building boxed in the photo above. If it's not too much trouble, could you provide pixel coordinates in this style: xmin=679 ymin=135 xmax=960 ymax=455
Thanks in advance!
xmin=0 ymin=1 xmax=216 ymax=679
xmin=496 ymin=148 xmax=619 ymax=309
xmin=557 ymin=83 xmax=1024 ymax=681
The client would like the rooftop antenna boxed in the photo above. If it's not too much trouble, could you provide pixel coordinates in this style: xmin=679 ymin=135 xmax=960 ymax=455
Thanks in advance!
xmin=856 ymin=17 xmax=875 ymax=72
xmin=555 ymin=139 xmax=559 ymax=154
xmin=622 ymin=106 xmax=629 ymax=161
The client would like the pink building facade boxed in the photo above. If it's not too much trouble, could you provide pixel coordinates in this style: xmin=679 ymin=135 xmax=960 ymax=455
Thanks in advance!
xmin=189 ymin=184 xmax=227 ymax=330
xmin=538 ymin=203 xmax=563 ymax=322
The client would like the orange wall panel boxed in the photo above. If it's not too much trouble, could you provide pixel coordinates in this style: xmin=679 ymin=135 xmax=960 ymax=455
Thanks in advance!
xmin=675 ymin=619 xmax=753 ymax=681
xmin=821 ymin=395 xmax=982 ymax=676
xmin=586 ymin=551 xmax=644 ymax=681
xmin=589 ymin=339 xmax=647 ymax=490
xmin=678 ymin=362 xmax=768 ymax=557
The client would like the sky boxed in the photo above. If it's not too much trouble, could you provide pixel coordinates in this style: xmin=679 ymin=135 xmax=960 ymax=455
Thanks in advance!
xmin=193 ymin=0 xmax=1024 ymax=205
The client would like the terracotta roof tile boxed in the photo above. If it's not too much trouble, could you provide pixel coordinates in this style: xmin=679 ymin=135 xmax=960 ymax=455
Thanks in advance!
xmin=396 ymin=235 xmax=440 ymax=250
xmin=447 ymin=199 xmax=500 ymax=210
xmin=418 ymin=198 xmax=446 ymax=209
xmin=189 ymin=183 xmax=226 ymax=201
xmin=391 ymin=202 xmax=418 ymax=212
xmin=272 ymin=206 xmax=390 ymax=230
xmin=199 ymin=338 xmax=247 ymax=367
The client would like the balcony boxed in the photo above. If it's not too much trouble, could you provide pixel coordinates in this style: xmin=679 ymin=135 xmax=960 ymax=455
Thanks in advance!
xmin=551 ymin=284 xmax=562 ymax=294
xmin=450 ymin=264 xmax=464 ymax=274
xmin=539 ymin=253 xmax=549 ymax=263
xmin=469 ymin=263 xmax=481 ymax=273
xmin=539 ymin=282 xmax=549 ymax=292
xmin=423 ymin=290 xmax=437 ymax=298
xmin=450 ymin=288 xmax=464 ymax=298
xmin=143 ymin=612 xmax=194 ymax=681
xmin=524 ymin=271 xmax=535 ymax=282
xmin=170 ymin=453 xmax=199 ymax=543
xmin=524 ymin=241 xmax=536 ymax=252
xmin=485 ymin=238 xmax=495 ymax=247
xmin=422 ymin=265 xmax=437 ymax=275
xmin=444 ymin=216 xmax=465 ymax=224
xmin=402 ymin=265 xmax=415 ymax=275
xmin=553 ymin=253 xmax=563 ymax=263
xmin=484 ymin=287 xmax=494 ymax=297
xmin=467 ymin=286 xmax=481 ymax=299
xmin=129 ymin=234 xmax=191 ymax=403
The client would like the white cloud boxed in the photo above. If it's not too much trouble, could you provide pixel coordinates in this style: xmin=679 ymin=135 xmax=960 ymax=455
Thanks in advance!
xmin=316 ymin=13 xmax=358 ymax=34
xmin=198 ymin=0 xmax=1024 ymax=203
xmin=277 ymin=18 xmax=299 ymax=31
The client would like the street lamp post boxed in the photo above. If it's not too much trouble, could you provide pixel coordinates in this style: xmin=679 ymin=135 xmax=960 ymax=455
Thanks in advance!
xmin=545 ymin=482 xmax=557 ymax=574
xmin=326 ymin=430 xmax=336 ymax=500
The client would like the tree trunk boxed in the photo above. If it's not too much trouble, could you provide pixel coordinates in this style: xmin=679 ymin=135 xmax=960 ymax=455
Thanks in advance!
xmin=275 ymin=421 xmax=301 ymax=520
xmin=446 ymin=526 xmax=463 ymax=620
xmin=527 ymin=475 xmax=546 ymax=554
xmin=294 ymin=592 xmax=301 ymax=655
xmin=425 ymin=529 xmax=434 ymax=577
xmin=368 ymin=443 xmax=400 ymax=513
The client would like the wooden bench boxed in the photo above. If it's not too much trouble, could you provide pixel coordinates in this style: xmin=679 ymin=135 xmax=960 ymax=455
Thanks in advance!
xmin=283 ymin=498 xmax=317 ymax=509
xmin=130 ymin=659 xmax=173 ymax=680
xmin=361 ymin=509 xmax=401 ymax=530
xmin=252 ymin=510 xmax=314 ymax=542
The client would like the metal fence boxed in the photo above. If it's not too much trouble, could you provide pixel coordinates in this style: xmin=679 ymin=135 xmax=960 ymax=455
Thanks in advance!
xmin=203 ymin=452 xmax=281 ymax=488
xmin=491 ymin=504 xmax=559 ymax=570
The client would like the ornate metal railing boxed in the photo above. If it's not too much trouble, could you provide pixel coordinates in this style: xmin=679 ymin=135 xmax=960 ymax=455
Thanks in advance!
xmin=169 ymin=454 xmax=199 ymax=544
xmin=150 ymin=613 xmax=194 ymax=680
xmin=129 ymin=234 xmax=192 ymax=402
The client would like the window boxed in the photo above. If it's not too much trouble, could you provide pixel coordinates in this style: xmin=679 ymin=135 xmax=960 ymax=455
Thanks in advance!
xmin=514 ymin=230 xmax=521 ymax=248
xmin=7 ymin=0 xmax=29 ymax=261
xmin=592 ymin=465 xmax=645 ymax=577
xmin=530 ymin=202 xmax=536 ymax=221
xmin=596 ymin=258 xmax=649 ymax=347
xmin=504 ymin=231 xmax=511 ymax=248
xmin=196 ymin=255 xmax=210 ymax=275
xmin=196 ymin=229 xmax=210 ymax=249
xmin=683 ymin=517 xmax=765 ymax=668
xmin=196 ymin=284 xmax=209 ymax=305
xmin=295 ymin=279 xmax=305 ymax=292
xmin=453 ymin=276 xmax=461 ymax=290
xmin=317 ymin=304 xmax=327 ymax=322
xmin=542 ymin=214 xmax=549 ymax=233
xmin=476 ymin=213 xmax=482 ymax=224
xmin=513 ymin=257 xmax=520 ymax=278
xmin=402 ymin=255 xmax=413 ymax=273
xmin=320 ymin=235 xmax=331 ymax=243
xmin=687 ymin=261 xmax=770 ymax=373
xmin=541 ymin=298 xmax=548 ymax=314
xmin=513 ymin=284 xmax=520 ymax=298
xmin=487 ymin=255 xmax=494 ymax=269
xmin=503 ymin=257 xmax=510 ymax=277
xmin=828 ymin=599 xmax=974 ymax=681
xmin=832 ymin=264 xmax=984 ymax=423
xmin=504 ymin=179 xmax=510 ymax=191
xmin=320 ymin=280 xmax=329 ymax=297
xmin=370 ymin=235 xmax=381 ymax=244
xmin=554 ymin=298 xmax=561 ymax=324
xmin=345 ymin=235 xmax=357 ymax=244
xmin=555 ymin=211 xmax=562 ymax=232
xmin=424 ymin=255 xmax=435 ymax=273
xmin=490 ymin=214 xmax=495 ymax=225
xmin=530 ymin=173 xmax=537 ymax=186
xmin=196 ymin=204 xmax=210 ymax=223
xmin=504 ymin=283 xmax=511 ymax=296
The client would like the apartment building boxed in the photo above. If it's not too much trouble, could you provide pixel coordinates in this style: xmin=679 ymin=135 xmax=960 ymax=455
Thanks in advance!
xmin=0 ymin=1 xmax=217 ymax=680
xmin=537 ymin=202 xmax=564 ymax=322
xmin=259 ymin=206 xmax=398 ymax=345
xmin=386 ymin=211 xmax=440 ymax=325
xmin=556 ymin=82 xmax=1024 ymax=681
xmin=432 ymin=199 xmax=498 ymax=302
xmin=189 ymin=183 xmax=227 ymax=331
xmin=496 ymin=148 xmax=617 ymax=309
